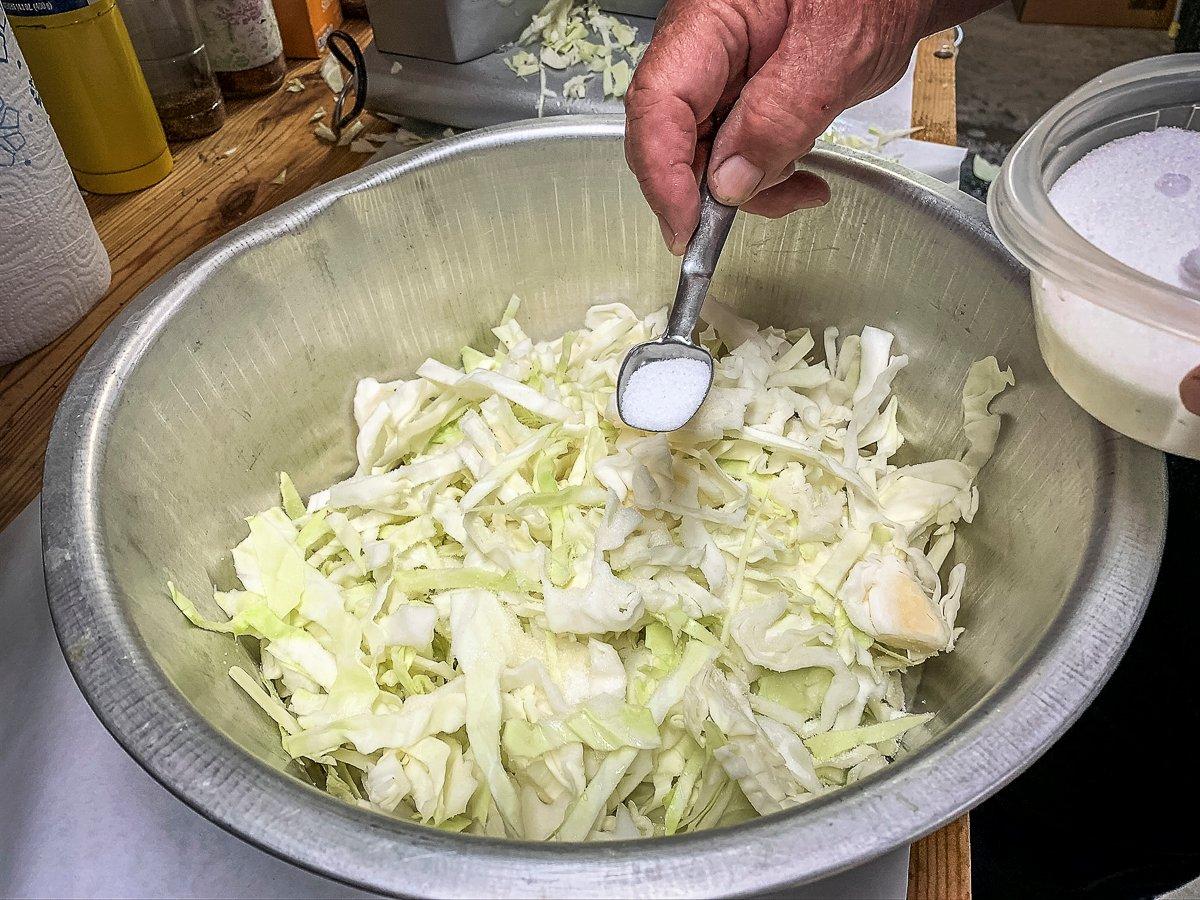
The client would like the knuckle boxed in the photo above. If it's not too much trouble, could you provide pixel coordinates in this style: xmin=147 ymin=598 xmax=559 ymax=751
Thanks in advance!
xmin=738 ymin=89 xmax=807 ymax=138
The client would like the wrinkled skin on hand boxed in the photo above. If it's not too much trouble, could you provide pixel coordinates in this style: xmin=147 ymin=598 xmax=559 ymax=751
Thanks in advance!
xmin=625 ymin=0 xmax=983 ymax=254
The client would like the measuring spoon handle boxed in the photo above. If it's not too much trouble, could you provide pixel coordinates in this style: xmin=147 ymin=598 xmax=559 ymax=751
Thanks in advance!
xmin=665 ymin=183 xmax=739 ymax=343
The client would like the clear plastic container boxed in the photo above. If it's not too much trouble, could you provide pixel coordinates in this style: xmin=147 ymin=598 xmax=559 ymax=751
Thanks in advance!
xmin=989 ymin=54 xmax=1200 ymax=459
xmin=121 ymin=0 xmax=226 ymax=141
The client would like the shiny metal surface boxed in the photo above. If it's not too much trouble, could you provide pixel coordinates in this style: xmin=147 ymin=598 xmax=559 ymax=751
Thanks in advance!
xmin=668 ymin=183 xmax=739 ymax=343
xmin=364 ymin=43 xmax=623 ymax=129
xmin=601 ymin=0 xmax=664 ymax=15
xmin=617 ymin=184 xmax=733 ymax=428
xmin=42 ymin=117 xmax=1166 ymax=898
xmin=366 ymin=0 xmax=545 ymax=64
xmin=363 ymin=11 xmax=658 ymax=129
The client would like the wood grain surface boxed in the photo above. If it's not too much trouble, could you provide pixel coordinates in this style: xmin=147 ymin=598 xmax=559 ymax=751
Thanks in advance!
xmin=0 ymin=20 xmax=968 ymax=900
xmin=911 ymin=815 xmax=972 ymax=899
xmin=907 ymin=33 xmax=969 ymax=898
xmin=912 ymin=29 xmax=960 ymax=146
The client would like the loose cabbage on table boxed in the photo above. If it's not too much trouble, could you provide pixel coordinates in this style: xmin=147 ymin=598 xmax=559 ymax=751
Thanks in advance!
xmin=171 ymin=298 xmax=1013 ymax=841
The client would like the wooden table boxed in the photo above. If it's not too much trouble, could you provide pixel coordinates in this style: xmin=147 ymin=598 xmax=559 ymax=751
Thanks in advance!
xmin=0 ymin=21 xmax=968 ymax=899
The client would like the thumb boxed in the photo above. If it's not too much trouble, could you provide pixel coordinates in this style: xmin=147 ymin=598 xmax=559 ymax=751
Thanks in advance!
xmin=1182 ymin=364 xmax=1200 ymax=415
xmin=706 ymin=24 xmax=847 ymax=205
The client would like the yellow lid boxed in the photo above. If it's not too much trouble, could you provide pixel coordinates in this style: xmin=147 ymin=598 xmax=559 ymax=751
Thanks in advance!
xmin=72 ymin=144 xmax=173 ymax=194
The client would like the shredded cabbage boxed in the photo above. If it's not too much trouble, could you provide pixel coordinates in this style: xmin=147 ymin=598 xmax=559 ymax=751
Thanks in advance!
xmin=507 ymin=0 xmax=647 ymax=108
xmin=171 ymin=298 xmax=1012 ymax=840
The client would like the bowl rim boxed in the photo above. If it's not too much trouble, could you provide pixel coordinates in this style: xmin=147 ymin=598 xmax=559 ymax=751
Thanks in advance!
xmin=41 ymin=115 xmax=1167 ymax=898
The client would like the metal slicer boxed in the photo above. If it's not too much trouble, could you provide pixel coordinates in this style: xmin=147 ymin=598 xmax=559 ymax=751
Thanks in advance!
xmin=360 ymin=0 xmax=665 ymax=129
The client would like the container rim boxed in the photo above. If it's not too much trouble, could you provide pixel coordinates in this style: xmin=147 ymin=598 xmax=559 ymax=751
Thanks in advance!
xmin=42 ymin=115 xmax=1168 ymax=898
xmin=989 ymin=53 xmax=1200 ymax=341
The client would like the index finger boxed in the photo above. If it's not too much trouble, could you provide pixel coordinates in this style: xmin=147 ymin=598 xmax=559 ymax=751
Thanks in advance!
xmin=624 ymin=3 xmax=738 ymax=254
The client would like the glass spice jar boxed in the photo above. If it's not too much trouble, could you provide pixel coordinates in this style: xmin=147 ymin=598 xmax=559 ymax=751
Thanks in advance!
xmin=195 ymin=0 xmax=286 ymax=97
xmin=121 ymin=0 xmax=226 ymax=141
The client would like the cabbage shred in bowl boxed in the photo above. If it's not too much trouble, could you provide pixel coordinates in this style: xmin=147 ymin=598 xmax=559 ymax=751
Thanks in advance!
xmin=168 ymin=297 xmax=1013 ymax=840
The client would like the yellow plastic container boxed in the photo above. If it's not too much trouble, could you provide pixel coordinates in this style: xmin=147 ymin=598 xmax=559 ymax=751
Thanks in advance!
xmin=9 ymin=0 xmax=172 ymax=193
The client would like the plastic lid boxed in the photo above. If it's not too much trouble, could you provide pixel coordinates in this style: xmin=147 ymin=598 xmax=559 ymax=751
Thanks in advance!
xmin=988 ymin=54 xmax=1200 ymax=342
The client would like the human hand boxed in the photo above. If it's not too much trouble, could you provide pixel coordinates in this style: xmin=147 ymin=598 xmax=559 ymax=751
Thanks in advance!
xmin=625 ymin=0 xmax=975 ymax=254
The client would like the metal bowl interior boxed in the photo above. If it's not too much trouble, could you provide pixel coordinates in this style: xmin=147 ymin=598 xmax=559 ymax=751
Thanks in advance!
xmin=42 ymin=117 xmax=1166 ymax=898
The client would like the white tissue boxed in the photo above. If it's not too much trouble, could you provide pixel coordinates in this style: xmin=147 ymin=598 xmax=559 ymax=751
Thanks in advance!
xmin=1 ymin=11 xmax=110 ymax=365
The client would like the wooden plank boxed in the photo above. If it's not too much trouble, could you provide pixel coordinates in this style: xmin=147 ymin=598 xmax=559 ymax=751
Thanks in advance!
xmin=911 ymin=815 xmax=972 ymax=899
xmin=908 ymin=33 xmax=967 ymax=900
xmin=0 ymin=20 xmax=378 ymax=529
xmin=912 ymin=29 xmax=959 ymax=146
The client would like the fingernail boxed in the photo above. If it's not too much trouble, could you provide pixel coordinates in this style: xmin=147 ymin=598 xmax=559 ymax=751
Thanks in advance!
xmin=711 ymin=155 xmax=765 ymax=205
xmin=657 ymin=216 xmax=684 ymax=256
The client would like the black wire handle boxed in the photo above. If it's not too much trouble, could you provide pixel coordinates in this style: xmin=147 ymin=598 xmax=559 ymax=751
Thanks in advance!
xmin=328 ymin=30 xmax=367 ymax=138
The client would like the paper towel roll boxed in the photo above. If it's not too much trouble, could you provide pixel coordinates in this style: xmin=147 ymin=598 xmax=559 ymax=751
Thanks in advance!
xmin=0 ymin=9 xmax=111 ymax=365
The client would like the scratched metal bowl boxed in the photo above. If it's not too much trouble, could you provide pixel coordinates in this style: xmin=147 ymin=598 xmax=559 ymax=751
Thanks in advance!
xmin=42 ymin=117 xmax=1166 ymax=897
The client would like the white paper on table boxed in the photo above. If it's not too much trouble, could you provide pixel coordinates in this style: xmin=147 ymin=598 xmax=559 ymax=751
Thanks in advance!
xmin=832 ymin=52 xmax=968 ymax=185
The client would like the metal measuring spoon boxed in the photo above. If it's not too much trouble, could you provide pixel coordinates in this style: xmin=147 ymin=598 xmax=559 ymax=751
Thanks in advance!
xmin=617 ymin=183 xmax=739 ymax=431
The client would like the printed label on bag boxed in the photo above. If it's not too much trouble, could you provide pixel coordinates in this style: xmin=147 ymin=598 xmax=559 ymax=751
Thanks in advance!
xmin=2 ymin=0 xmax=95 ymax=17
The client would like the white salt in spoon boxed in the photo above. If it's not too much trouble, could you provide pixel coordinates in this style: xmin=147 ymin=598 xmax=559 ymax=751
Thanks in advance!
xmin=617 ymin=183 xmax=738 ymax=431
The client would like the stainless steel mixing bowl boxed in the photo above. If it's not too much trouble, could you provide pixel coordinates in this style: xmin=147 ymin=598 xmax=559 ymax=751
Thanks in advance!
xmin=42 ymin=117 xmax=1166 ymax=898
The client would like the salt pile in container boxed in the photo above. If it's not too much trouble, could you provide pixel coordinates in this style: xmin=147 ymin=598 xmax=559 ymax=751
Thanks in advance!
xmin=620 ymin=357 xmax=711 ymax=431
xmin=1038 ymin=125 xmax=1200 ymax=455
xmin=1049 ymin=126 xmax=1200 ymax=291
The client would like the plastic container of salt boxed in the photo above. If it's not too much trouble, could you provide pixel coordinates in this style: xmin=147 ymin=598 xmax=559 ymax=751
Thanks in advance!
xmin=989 ymin=54 xmax=1200 ymax=458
